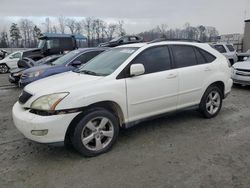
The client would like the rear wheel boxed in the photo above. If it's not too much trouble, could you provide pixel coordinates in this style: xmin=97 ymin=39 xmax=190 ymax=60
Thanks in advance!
xmin=199 ymin=86 xmax=223 ymax=118
xmin=0 ymin=64 xmax=9 ymax=74
xmin=71 ymin=108 xmax=119 ymax=157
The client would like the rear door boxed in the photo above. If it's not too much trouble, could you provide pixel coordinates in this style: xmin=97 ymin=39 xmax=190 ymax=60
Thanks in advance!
xmin=125 ymin=45 xmax=178 ymax=121
xmin=170 ymin=45 xmax=216 ymax=109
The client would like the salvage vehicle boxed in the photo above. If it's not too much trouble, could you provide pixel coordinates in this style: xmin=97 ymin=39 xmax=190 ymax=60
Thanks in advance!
xmin=9 ymin=55 xmax=62 ymax=84
xmin=231 ymin=56 xmax=250 ymax=86
xmin=12 ymin=40 xmax=232 ymax=157
xmin=212 ymin=43 xmax=237 ymax=65
xmin=99 ymin=35 xmax=143 ymax=47
xmin=0 ymin=33 xmax=87 ymax=74
xmin=0 ymin=51 xmax=23 ymax=74
xmin=19 ymin=48 xmax=106 ymax=87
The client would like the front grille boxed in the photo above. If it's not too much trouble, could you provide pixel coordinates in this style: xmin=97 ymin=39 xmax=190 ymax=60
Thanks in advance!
xmin=19 ymin=90 xmax=32 ymax=104
xmin=236 ymin=71 xmax=250 ymax=77
xmin=236 ymin=68 xmax=250 ymax=72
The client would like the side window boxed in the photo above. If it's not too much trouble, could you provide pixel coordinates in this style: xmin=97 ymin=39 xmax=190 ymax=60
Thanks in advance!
xmin=171 ymin=45 xmax=197 ymax=68
xmin=12 ymin=52 xmax=21 ymax=59
xmin=198 ymin=48 xmax=216 ymax=63
xmin=132 ymin=46 xmax=171 ymax=74
xmin=129 ymin=37 xmax=137 ymax=42
xmin=226 ymin=45 xmax=235 ymax=52
xmin=194 ymin=48 xmax=207 ymax=64
xmin=213 ymin=45 xmax=226 ymax=53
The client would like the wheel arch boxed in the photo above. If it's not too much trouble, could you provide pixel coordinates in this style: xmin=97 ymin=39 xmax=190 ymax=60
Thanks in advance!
xmin=64 ymin=100 xmax=125 ymax=146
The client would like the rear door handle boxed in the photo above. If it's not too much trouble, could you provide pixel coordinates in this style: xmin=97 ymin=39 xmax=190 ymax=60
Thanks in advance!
xmin=167 ymin=73 xmax=177 ymax=79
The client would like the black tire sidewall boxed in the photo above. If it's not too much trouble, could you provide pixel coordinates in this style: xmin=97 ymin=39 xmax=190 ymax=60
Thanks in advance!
xmin=199 ymin=86 xmax=223 ymax=118
xmin=71 ymin=108 xmax=119 ymax=157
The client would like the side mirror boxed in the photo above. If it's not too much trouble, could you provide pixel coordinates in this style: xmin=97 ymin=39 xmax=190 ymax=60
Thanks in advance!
xmin=130 ymin=64 xmax=145 ymax=77
xmin=71 ymin=60 xmax=82 ymax=66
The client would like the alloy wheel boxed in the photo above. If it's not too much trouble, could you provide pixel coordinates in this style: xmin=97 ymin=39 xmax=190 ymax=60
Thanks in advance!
xmin=81 ymin=117 xmax=114 ymax=151
xmin=0 ymin=64 xmax=8 ymax=74
xmin=206 ymin=90 xmax=221 ymax=115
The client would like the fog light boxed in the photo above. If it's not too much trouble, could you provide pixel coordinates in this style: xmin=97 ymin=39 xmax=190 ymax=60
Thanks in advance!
xmin=31 ymin=129 xmax=48 ymax=136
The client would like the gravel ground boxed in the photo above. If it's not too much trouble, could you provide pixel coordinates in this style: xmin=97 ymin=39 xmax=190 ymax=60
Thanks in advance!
xmin=1 ymin=73 xmax=250 ymax=188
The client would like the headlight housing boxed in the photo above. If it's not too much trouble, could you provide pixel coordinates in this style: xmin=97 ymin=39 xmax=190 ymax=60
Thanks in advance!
xmin=27 ymin=70 xmax=44 ymax=78
xmin=31 ymin=92 xmax=69 ymax=111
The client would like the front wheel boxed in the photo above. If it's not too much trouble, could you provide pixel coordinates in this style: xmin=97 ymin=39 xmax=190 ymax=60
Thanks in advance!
xmin=71 ymin=108 xmax=119 ymax=157
xmin=0 ymin=64 xmax=9 ymax=74
xmin=199 ymin=86 xmax=223 ymax=118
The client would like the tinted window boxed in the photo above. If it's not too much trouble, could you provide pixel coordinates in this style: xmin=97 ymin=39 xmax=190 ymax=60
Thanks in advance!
xmin=213 ymin=45 xmax=226 ymax=53
xmin=198 ymin=48 xmax=216 ymax=63
xmin=12 ymin=52 xmax=21 ymax=59
xmin=171 ymin=45 xmax=197 ymax=68
xmin=75 ymin=51 xmax=103 ymax=64
xmin=194 ymin=48 xmax=207 ymax=64
xmin=226 ymin=45 xmax=235 ymax=52
xmin=132 ymin=46 xmax=171 ymax=74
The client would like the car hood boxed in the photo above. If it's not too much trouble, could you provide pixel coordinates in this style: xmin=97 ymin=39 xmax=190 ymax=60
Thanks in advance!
xmin=23 ymin=64 xmax=54 ymax=73
xmin=0 ymin=58 xmax=11 ymax=64
xmin=24 ymin=71 xmax=103 ymax=95
xmin=233 ymin=61 xmax=250 ymax=70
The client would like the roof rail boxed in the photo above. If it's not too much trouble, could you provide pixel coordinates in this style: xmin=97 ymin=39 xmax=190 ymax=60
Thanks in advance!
xmin=148 ymin=38 xmax=201 ymax=44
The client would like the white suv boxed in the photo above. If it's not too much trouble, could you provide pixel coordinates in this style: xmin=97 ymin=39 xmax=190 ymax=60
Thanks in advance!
xmin=12 ymin=41 xmax=232 ymax=156
xmin=212 ymin=43 xmax=238 ymax=65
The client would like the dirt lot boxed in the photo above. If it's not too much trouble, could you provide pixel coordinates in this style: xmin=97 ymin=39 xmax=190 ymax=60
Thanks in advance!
xmin=1 ymin=73 xmax=250 ymax=188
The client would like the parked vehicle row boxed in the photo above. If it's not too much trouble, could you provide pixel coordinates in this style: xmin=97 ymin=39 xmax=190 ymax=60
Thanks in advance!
xmin=231 ymin=56 xmax=250 ymax=86
xmin=12 ymin=40 xmax=232 ymax=157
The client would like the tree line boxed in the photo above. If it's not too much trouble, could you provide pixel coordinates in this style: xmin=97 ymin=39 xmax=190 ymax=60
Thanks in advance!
xmin=0 ymin=17 xmax=219 ymax=48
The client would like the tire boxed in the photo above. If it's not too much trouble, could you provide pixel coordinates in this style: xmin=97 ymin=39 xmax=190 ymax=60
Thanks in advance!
xmin=0 ymin=64 xmax=9 ymax=74
xmin=71 ymin=108 xmax=119 ymax=157
xmin=199 ymin=86 xmax=223 ymax=118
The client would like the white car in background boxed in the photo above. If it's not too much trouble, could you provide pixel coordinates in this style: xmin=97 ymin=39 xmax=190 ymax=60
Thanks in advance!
xmin=12 ymin=40 xmax=232 ymax=156
xmin=212 ymin=43 xmax=238 ymax=65
xmin=231 ymin=56 xmax=250 ymax=86
xmin=0 ymin=51 xmax=23 ymax=74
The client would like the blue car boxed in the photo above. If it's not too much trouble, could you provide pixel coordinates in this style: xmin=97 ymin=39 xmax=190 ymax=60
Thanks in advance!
xmin=19 ymin=48 xmax=107 ymax=87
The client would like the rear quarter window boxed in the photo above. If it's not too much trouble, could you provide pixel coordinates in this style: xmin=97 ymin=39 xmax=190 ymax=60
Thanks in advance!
xmin=213 ymin=45 xmax=226 ymax=53
xmin=195 ymin=47 xmax=216 ymax=63
xmin=226 ymin=45 xmax=235 ymax=52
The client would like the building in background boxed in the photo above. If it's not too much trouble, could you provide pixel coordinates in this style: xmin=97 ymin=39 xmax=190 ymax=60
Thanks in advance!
xmin=243 ymin=19 xmax=250 ymax=52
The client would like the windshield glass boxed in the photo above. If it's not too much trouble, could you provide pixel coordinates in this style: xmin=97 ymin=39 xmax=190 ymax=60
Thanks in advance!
xmin=52 ymin=50 xmax=81 ymax=66
xmin=76 ymin=47 xmax=138 ymax=76
xmin=110 ymin=37 xmax=121 ymax=42
xmin=38 ymin=40 xmax=46 ymax=49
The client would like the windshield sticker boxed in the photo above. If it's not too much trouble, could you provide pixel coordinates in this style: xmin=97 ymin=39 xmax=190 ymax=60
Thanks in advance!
xmin=120 ymin=49 xmax=136 ymax=54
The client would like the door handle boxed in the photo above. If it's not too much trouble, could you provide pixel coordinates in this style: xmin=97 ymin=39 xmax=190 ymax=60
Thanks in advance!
xmin=167 ymin=73 xmax=177 ymax=79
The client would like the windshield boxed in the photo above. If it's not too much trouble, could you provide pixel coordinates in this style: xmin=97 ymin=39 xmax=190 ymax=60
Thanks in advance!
xmin=110 ymin=37 xmax=121 ymax=42
xmin=38 ymin=40 xmax=46 ymax=49
xmin=52 ymin=50 xmax=81 ymax=66
xmin=76 ymin=47 xmax=138 ymax=76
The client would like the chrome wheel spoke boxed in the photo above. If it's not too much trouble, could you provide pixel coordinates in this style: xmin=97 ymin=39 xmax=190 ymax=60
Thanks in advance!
xmin=101 ymin=130 xmax=113 ymax=138
xmin=214 ymin=101 xmax=220 ymax=107
xmin=82 ymin=133 xmax=95 ymax=145
xmin=98 ymin=118 xmax=109 ymax=129
xmin=95 ymin=138 xmax=103 ymax=150
xmin=212 ymin=93 xmax=219 ymax=100
xmin=206 ymin=101 xmax=212 ymax=108
xmin=86 ymin=121 xmax=96 ymax=131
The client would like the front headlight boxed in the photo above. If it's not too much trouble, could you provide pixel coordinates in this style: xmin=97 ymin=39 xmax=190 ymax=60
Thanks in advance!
xmin=13 ymin=72 xmax=22 ymax=77
xmin=31 ymin=92 xmax=69 ymax=111
xmin=27 ymin=70 xmax=44 ymax=78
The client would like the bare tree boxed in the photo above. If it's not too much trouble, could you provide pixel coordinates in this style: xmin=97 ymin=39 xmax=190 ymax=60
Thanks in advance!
xmin=43 ymin=17 xmax=52 ymax=33
xmin=106 ymin=24 xmax=117 ymax=40
xmin=66 ymin=18 xmax=77 ymax=34
xmin=58 ymin=16 xmax=66 ymax=34
xmin=116 ymin=20 xmax=126 ymax=36
xmin=83 ymin=17 xmax=93 ymax=47
xmin=19 ymin=19 xmax=34 ymax=47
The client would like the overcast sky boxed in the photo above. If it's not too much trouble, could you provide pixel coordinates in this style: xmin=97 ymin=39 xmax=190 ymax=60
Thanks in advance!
xmin=0 ymin=0 xmax=250 ymax=34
